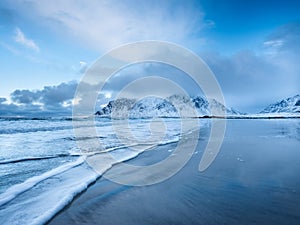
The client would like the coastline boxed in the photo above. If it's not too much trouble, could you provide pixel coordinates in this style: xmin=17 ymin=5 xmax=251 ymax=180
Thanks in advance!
xmin=48 ymin=120 xmax=300 ymax=225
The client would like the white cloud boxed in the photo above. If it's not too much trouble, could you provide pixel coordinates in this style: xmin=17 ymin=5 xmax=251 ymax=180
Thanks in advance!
xmin=263 ymin=39 xmax=284 ymax=48
xmin=201 ymin=46 xmax=299 ymax=113
xmin=78 ymin=60 xmax=88 ymax=73
xmin=263 ymin=39 xmax=284 ymax=57
xmin=9 ymin=0 xmax=206 ymax=51
xmin=14 ymin=27 xmax=39 ymax=52
xmin=79 ymin=61 xmax=87 ymax=67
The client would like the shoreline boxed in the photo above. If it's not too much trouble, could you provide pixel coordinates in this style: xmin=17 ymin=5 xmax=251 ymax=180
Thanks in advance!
xmin=46 ymin=141 xmax=183 ymax=225
xmin=47 ymin=121 xmax=300 ymax=225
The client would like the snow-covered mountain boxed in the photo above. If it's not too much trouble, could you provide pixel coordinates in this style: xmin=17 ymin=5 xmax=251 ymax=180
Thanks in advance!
xmin=95 ymin=94 xmax=300 ymax=119
xmin=260 ymin=94 xmax=300 ymax=114
xmin=95 ymin=95 xmax=241 ymax=118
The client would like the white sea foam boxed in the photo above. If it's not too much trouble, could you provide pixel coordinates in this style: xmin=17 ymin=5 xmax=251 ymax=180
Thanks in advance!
xmin=0 ymin=162 xmax=99 ymax=225
xmin=0 ymin=154 xmax=75 ymax=164
xmin=0 ymin=118 xmax=198 ymax=225
xmin=0 ymin=157 xmax=85 ymax=207
xmin=0 ymin=136 xmax=187 ymax=225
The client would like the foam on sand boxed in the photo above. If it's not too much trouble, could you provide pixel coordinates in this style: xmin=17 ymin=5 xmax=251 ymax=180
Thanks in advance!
xmin=0 ymin=141 xmax=178 ymax=225
xmin=0 ymin=157 xmax=85 ymax=207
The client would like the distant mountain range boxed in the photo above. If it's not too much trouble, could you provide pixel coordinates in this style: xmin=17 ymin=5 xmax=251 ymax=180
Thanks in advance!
xmin=95 ymin=94 xmax=300 ymax=118
xmin=261 ymin=94 xmax=300 ymax=114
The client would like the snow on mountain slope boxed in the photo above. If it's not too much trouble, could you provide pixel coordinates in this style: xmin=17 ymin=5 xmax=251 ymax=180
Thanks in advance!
xmin=95 ymin=95 xmax=240 ymax=118
xmin=95 ymin=94 xmax=300 ymax=119
xmin=261 ymin=94 xmax=300 ymax=114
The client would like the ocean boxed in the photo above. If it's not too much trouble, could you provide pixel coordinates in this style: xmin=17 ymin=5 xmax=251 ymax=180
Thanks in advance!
xmin=0 ymin=118 xmax=299 ymax=224
xmin=0 ymin=117 xmax=188 ymax=224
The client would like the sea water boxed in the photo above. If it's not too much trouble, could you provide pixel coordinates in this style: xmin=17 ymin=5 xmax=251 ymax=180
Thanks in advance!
xmin=0 ymin=118 xmax=299 ymax=224
xmin=0 ymin=116 xmax=187 ymax=224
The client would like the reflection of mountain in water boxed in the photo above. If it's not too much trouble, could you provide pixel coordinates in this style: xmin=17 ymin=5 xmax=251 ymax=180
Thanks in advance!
xmin=273 ymin=121 xmax=300 ymax=141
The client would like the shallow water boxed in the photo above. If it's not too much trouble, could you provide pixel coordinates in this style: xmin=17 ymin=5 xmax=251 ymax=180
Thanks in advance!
xmin=0 ymin=117 xmax=188 ymax=224
xmin=50 ymin=119 xmax=300 ymax=225
xmin=0 ymin=118 xmax=300 ymax=225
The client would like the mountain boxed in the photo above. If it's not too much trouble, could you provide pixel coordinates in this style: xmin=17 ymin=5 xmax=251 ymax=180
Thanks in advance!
xmin=95 ymin=95 xmax=241 ymax=118
xmin=95 ymin=94 xmax=300 ymax=119
xmin=260 ymin=94 xmax=300 ymax=114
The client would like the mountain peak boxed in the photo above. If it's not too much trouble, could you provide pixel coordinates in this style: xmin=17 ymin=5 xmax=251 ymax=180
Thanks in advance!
xmin=260 ymin=94 xmax=300 ymax=114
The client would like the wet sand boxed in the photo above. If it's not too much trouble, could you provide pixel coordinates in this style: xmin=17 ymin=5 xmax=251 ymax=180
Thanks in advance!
xmin=48 ymin=120 xmax=300 ymax=225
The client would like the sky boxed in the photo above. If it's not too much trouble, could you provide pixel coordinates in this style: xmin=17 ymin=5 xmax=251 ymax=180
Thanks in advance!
xmin=0 ymin=0 xmax=299 ymax=115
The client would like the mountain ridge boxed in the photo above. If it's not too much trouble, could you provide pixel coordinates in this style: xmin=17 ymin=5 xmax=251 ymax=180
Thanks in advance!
xmin=260 ymin=94 xmax=300 ymax=114
xmin=95 ymin=95 xmax=241 ymax=118
xmin=95 ymin=94 xmax=300 ymax=119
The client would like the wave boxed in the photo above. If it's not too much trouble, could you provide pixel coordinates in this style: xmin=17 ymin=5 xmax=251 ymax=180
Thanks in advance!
xmin=0 ymin=121 xmax=112 ymax=135
xmin=0 ymin=116 xmax=92 ymax=121
xmin=63 ymin=135 xmax=105 ymax=141
xmin=0 ymin=156 xmax=110 ymax=225
xmin=0 ymin=117 xmax=52 ymax=121
xmin=0 ymin=121 xmax=196 ymax=225
xmin=0 ymin=124 xmax=97 ymax=135
xmin=0 ymin=125 xmax=73 ymax=135
xmin=0 ymin=157 xmax=85 ymax=207
xmin=0 ymin=154 xmax=78 ymax=165
xmin=158 ymin=137 xmax=180 ymax=146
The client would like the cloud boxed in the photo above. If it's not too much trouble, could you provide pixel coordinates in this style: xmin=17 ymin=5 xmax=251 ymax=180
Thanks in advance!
xmin=76 ymin=21 xmax=300 ymax=114
xmin=1 ymin=2 xmax=299 ymax=114
xmin=38 ymin=81 xmax=77 ymax=107
xmin=263 ymin=39 xmax=284 ymax=56
xmin=263 ymin=22 xmax=300 ymax=58
xmin=10 ymin=89 xmax=40 ymax=104
xmin=8 ymin=0 xmax=207 ymax=51
xmin=101 ymin=62 xmax=201 ymax=98
xmin=0 ymin=102 xmax=19 ymax=116
xmin=14 ymin=27 xmax=39 ymax=52
xmin=0 ymin=79 xmax=113 ymax=116
xmin=0 ymin=81 xmax=78 ymax=115
xmin=0 ymin=97 xmax=26 ymax=116
xmin=201 ymin=51 xmax=276 ymax=111
xmin=201 ymin=28 xmax=300 ymax=113
xmin=79 ymin=61 xmax=88 ymax=74
xmin=98 ymin=52 xmax=285 ymax=113
xmin=265 ymin=22 xmax=300 ymax=49
xmin=263 ymin=39 xmax=284 ymax=48
xmin=263 ymin=22 xmax=300 ymax=91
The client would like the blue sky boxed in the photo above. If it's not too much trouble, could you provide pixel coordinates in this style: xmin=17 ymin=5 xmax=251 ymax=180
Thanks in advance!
xmin=0 ymin=0 xmax=299 ymax=115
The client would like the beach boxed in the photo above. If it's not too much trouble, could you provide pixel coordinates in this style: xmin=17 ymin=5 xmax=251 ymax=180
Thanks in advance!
xmin=48 ymin=119 xmax=300 ymax=225
xmin=1 ymin=1 xmax=299 ymax=224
